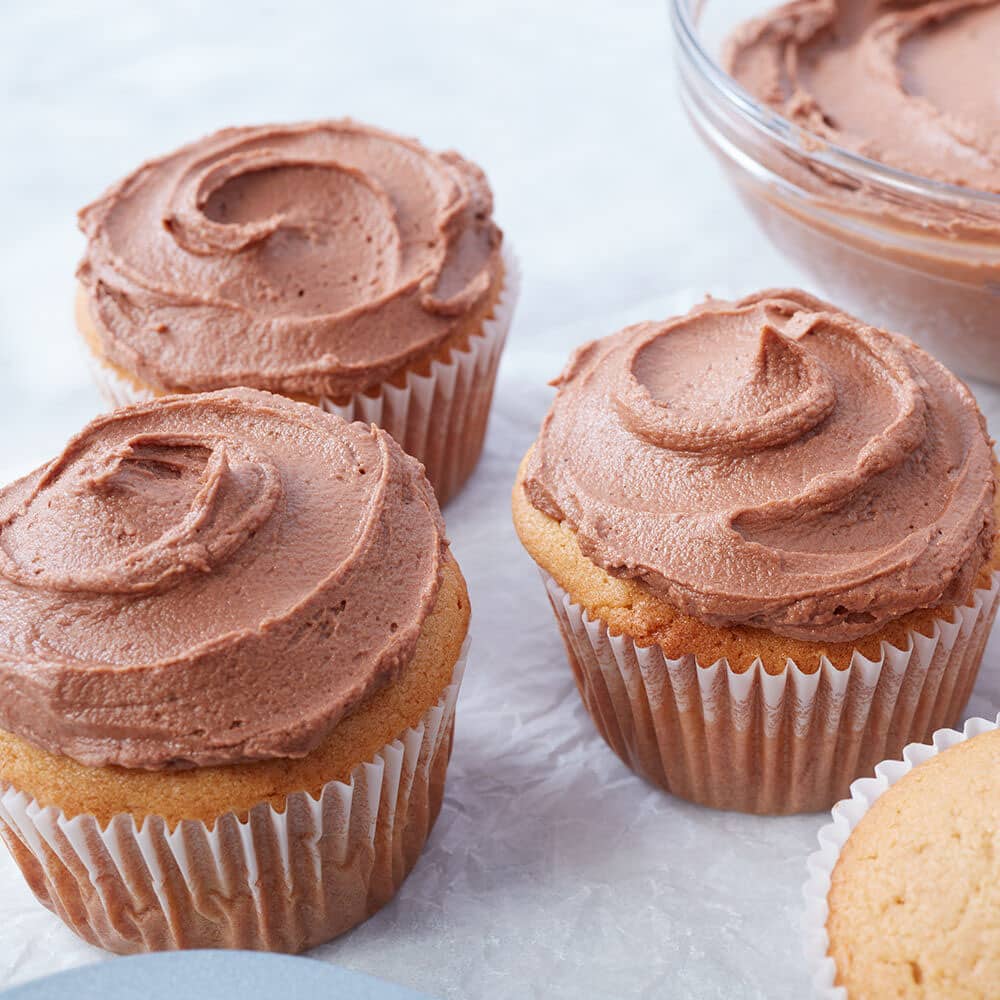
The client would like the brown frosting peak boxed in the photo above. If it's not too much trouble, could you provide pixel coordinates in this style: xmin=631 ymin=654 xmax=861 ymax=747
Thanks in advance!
xmin=2 ymin=433 xmax=282 ymax=596
xmin=617 ymin=317 xmax=838 ymax=454
xmin=725 ymin=0 xmax=1000 ymax=192
xmin=0 ymin=389 xmax=448 ymax=770
xmin=77 ymin=120 xmax=503 ymax=398
xmin=524 ymin=290 xmax=996 ymax=643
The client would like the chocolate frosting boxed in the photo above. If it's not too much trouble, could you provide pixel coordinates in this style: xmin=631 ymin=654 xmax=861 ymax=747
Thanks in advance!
xmin=524 ymin=290 xmax=996 ymax=642
xmin=78 ymin=121 xmax=503 ymax=398
xmin=0 ymin=389 xmax=447 ymax=769
xmin=725 ymin=0 xmax=1000 ymax=192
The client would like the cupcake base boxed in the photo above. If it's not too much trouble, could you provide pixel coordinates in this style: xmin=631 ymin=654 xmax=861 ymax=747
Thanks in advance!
xmin=0 ymin=642 xmax=466 ymax=954
xmin=82 ymin=246 xmax=519 ymax=506
xmin=543 ymin=573 xmax=1000 ymax=814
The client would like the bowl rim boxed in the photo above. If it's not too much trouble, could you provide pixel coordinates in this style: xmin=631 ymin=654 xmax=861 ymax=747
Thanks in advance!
xmin=669 ymin=0 xmax=1000 ymax=213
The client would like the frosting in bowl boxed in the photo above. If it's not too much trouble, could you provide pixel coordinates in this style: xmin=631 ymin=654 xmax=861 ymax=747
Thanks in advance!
xmin=0 ymin=389 xmax=447 ymax=769
xmin=725 ymin=0 xmax=1000 ymax=192
xmin=523 ymin=290 xmax=996 ymax=642
xmin=77 ymin=120 xmax=503 ymax=398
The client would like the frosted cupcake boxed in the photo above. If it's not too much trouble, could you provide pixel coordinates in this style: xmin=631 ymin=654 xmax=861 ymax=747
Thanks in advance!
xmin=76 ymin=120 xmax=517 ymax=504
xmin=805 ymin=717 xmax=1000 ymax=997
xmin=512 ymin=289 xmax=999 ymax=814
xmin=0 ymin=388 xmax=469 ymax=953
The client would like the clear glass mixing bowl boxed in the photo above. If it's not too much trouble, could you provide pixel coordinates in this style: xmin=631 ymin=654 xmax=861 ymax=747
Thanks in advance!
xmin=671 ymin=0 xmax=1000 ymax=383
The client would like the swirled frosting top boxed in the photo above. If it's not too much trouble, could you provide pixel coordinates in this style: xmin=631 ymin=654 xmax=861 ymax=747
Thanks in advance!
xmin=78 ymin=120 xmax=503 ymax=398
xmin=523 ymin=290 xmax=996 ymax=642
xmin=725 ymin=0 xmax=1000 ymax=192
xmin=0 ymin=389 xmax=447 ymax=769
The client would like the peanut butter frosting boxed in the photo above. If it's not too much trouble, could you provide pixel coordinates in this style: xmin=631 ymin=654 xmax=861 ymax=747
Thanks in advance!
xmin=523 ymin=290 xmax=996 ymax=643
xmin=725 ymin=0 xmax=1000 ymax=192
xmin=0 ymin=389 xmax=447 ymax=770
xmin=77 ymin=120 xmax=503 ymax=398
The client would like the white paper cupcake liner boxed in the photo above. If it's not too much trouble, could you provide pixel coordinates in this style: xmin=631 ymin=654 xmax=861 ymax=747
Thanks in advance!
xmin=85 ymin=346 xmax=147 ymax=411
xmin=0 ymin=640 xmax=467 ymax=955
xmin=541 ymin=571 xmax=1000 ymax=814
xmin=802 ymin=713 xmax=1000 ymax=998
xmin=86 ymin=243 xmax=520 ymax=506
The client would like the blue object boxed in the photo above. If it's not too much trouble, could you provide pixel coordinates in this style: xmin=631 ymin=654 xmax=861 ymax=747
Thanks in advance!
xmin=0 ymin=951 xmax=436 ymax=1000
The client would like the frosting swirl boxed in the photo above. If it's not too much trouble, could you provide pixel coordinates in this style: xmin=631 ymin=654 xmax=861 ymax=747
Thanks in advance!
xmin=0 ymin=389 xmax=447 ymax=769
xmin=77 ymin=120 xmax=503 ymax=398
xmin=725 ymin=0 xmax=1000 ymax=192
xmin=524 ymin=290 xmax=996 ymax=642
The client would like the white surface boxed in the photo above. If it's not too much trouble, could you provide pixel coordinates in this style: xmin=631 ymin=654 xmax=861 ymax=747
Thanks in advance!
xmin=0 ymin=2 xmax=998 ymax=998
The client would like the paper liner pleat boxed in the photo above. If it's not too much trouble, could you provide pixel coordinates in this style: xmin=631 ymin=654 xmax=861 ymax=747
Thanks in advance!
xmin=86 ymin=245 xmax=520 ymax=506
xmin=541 ymin=572 xmax=1000 ymax=815
xmin=0 ymin=641 xmax=467 ymax=955
xmin=802 ymin=714 xmax=1000 ymax=998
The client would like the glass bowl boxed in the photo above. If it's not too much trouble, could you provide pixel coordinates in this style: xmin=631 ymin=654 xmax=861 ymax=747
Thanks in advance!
xmin=670 ymin=0 xmax=1000 ymax=383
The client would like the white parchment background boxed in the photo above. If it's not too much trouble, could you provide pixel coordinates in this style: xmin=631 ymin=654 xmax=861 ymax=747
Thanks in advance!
xmin=1 ymin=3 xmax=998 ymax=997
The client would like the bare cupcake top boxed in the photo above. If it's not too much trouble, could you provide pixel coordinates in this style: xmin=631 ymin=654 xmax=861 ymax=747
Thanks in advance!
xmin=0 ymin=389 xmax=447 ymax=770
xmin=827 ymin=727 xmax=1000 ymax=995
xmin=725 ymin=0 xmax=1000 ymax=193
xmin=523 ymin=290 xmax=996 ymax=642
xmin=77 ymin=120 xmax=503 ymax=398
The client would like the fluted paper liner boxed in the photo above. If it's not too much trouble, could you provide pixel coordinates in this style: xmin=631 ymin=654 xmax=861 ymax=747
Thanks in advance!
xmin=0 ymin=640 xmax=467 ymax=955
xmin=541 ymin=571 xmax=1000 ymax=814
xmin=802 ymin=714 xmax=1000 ymax=999
xmin=87 ymin=243 xmax=520 ymax=505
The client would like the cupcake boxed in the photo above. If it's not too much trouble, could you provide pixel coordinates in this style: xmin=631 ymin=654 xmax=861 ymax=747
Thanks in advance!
xmin=76 ymin=120 xmax=518 ymax=505
xmin=512 ymin=289 xmax=1000 ymax=814
xmin=805 ymin=716 xmax=1000 ymax=998
xmin=0 ymin=388 xmax=469 ymax=953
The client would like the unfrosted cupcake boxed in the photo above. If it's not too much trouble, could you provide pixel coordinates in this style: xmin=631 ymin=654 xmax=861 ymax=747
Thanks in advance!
xmin=0 ymin=388 xmax=469 ymax=953
xmin=805 ymin=717 xmax=1000 ymax=998
xmin=76 ymin=120 xmax=518 ymax=504
xmin=512 ymin=289 xmax=1000 ymax=814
